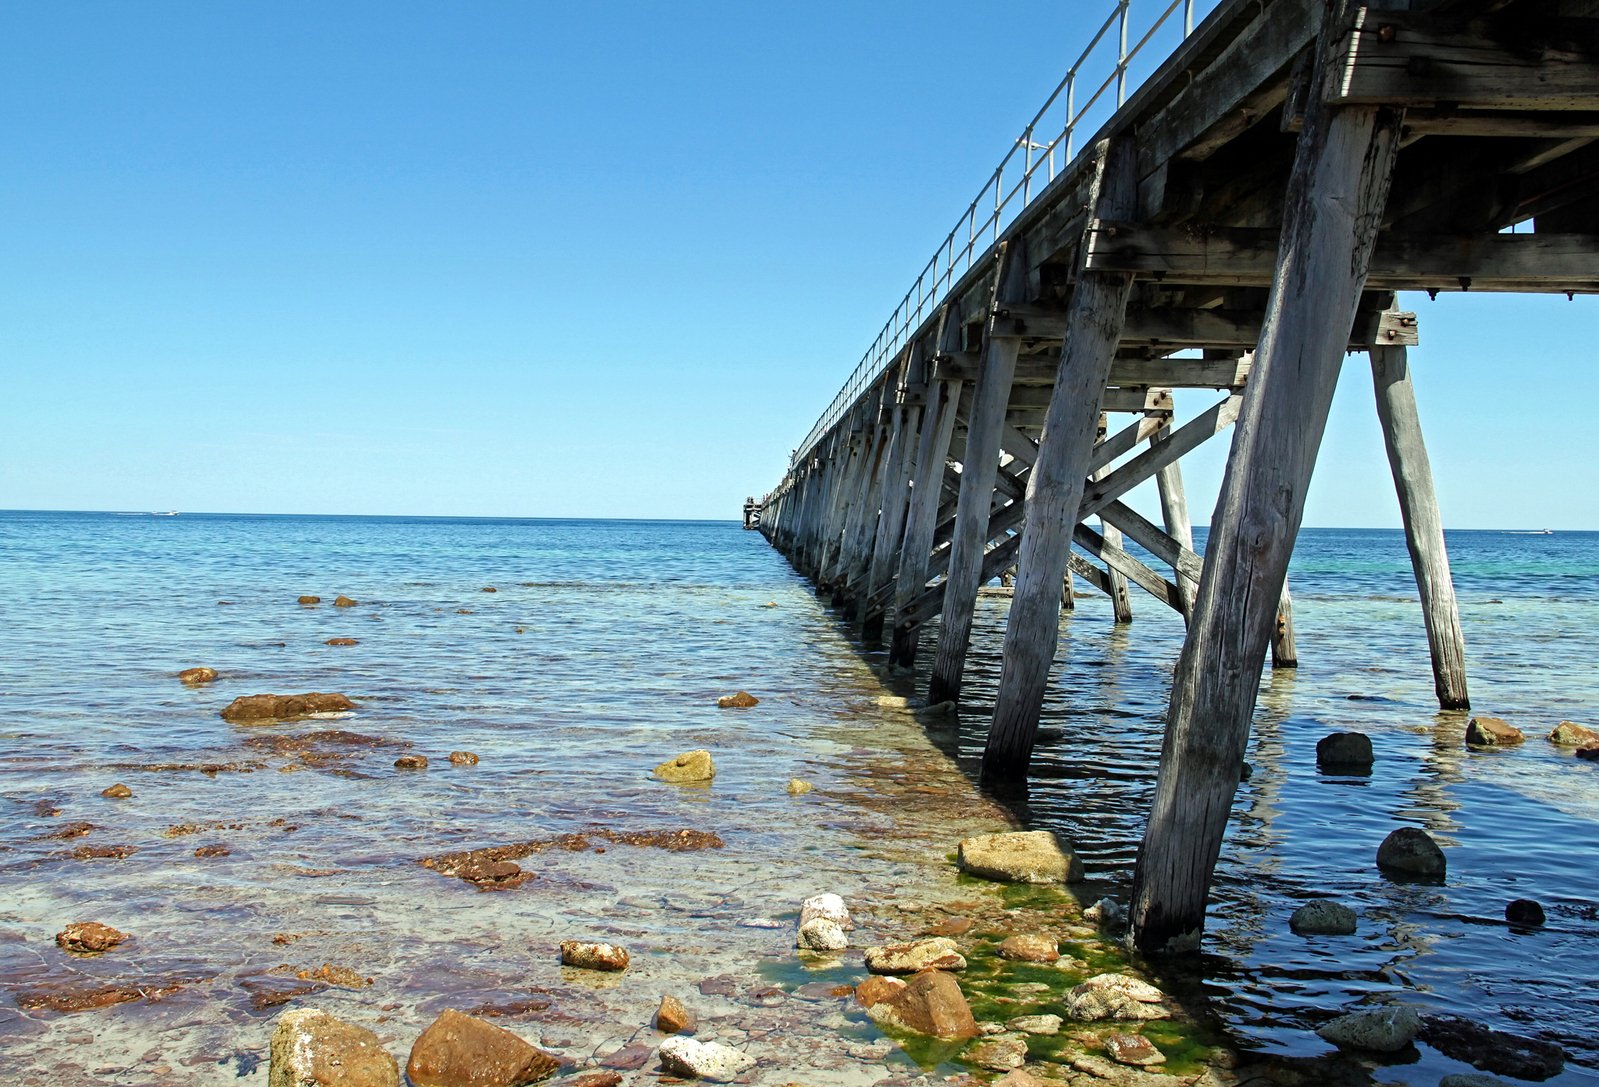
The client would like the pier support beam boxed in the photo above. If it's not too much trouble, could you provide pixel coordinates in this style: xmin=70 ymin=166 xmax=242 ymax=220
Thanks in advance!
xmin=1152 ymin=416 xmax=1198 ymax=617
xmin=1272 ymin=582 xmax=1299 ymax=668
xmin=1096 ymin=415 xmax=1134 ymax=624
xmin=1129 ymin=0 xmax=1403 ymax=953
xmin=862 ymin=350 xmax=926 ymax=640
xmin=928 ymin=241 xmax=1028 ymax=704
xmin=983 ymin=138 xmax=1138 ymax=781
xmin=1371 ymin=343 xmax=1470 ymax=708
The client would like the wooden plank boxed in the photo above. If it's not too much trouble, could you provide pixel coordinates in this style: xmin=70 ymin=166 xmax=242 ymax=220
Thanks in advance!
xmin=1129 ymin=0 xmax=1403 ymax=955
xmin=1371 ymin=343 xmax=1470 ymax=707
xmin=1100 ymin=498 xmax=1204 ymax=585
xmin=985 ymin=138 xmax=1140 ymax=781
xmin=1008 ymin=386 xmax=1175 ymax=413
xmin=928 ymin=239 xmax=1029 ymax=705
xmin=1086 ymin=222 xmax=1599 ymax=291
xmin=1074 ymin=523 xmax=1184 ymax=612
xmin=1402 ymin=109 xmax=1599 ymax=138
xmin=1151 ymin=418 xmax=1200 ymax=616
xmin=1335 ymin=10 xmax=1599 ymax=111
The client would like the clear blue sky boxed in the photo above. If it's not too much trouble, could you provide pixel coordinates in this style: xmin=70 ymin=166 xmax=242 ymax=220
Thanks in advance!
xmin=2 ymin=3 xmax=1593 ymax=527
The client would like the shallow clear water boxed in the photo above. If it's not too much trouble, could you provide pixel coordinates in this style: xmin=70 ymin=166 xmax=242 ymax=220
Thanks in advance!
xmin=1 ymin=512 xmax=1595 ymax=1084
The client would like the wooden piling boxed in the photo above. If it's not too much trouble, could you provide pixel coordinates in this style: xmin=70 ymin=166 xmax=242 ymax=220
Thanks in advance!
xmin=1371 ymin=342 xmax=1470 ymax=708
xmin=983 ymin=138 xmax=1138 ymax=781
xmin=1129 ymin=0 xmax=1404 ymax=953
xmin=1152 ymin=415 xmax=1197 ymax=617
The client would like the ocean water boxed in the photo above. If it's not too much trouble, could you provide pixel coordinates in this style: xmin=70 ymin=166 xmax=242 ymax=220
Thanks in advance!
xmin=0 ymin=511 xmax=1595 ymax=1084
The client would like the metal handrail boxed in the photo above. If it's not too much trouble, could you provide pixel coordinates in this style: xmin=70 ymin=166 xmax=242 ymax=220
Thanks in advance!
xmin=791 ymin=0 xmax=1209 ymax=466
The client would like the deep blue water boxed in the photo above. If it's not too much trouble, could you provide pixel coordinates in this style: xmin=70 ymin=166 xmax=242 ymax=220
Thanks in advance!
xmin=1 ymin=511 xmax=1595 ymax=1083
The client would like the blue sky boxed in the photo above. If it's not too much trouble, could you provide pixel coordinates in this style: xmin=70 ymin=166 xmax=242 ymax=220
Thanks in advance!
xmin=2 ymin=2 xmax=1593 ymax=527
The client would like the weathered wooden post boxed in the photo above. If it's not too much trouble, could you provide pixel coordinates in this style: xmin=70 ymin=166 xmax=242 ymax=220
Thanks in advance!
xmin=1371 ymin=341 xmax=1470 ymax=708
xmin=1152 ymin=416 xmax=1197 ymax=617
xmin=862 ymin=348 xmax=927 ymax=639
xmin=983 ymin=138 xmax=1138 ymax=780
xmin=1272 ymin=583 xmax=1298 ymax=668
xmin=1129 ymin=0 xmax=1403 ymax=952
xmin=927 ymin=241 xmax=1028 ymax=704
xmin=1095 ymin=415 xmax=1134 ymax=624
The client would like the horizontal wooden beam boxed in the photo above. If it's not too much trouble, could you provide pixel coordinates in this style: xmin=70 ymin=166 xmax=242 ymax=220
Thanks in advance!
xmin=1075 ymin=523 xmax=1186 ymax=612
xmin=1085 ymin=223 xmax=1599 ymax=291
xmin=1336 ymin=10 xmax=1599 ymax=112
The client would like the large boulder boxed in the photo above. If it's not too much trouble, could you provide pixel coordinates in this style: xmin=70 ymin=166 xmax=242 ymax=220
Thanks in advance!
xmin=221 ymin=693 xmax=356 ymax=722
xmin=656 ymin=1037 xmax=756 ymax=1082
xmin=653 ymin=749 xmax=715 ymax=783
xmin=1315 ymin=732 xmax=1373 ymax=769
xmin=864 ymin=936 xmax=965 ymax=974
xmin=1376 ymin=827 xmax=1446 ymax=877
xmin=406 ymin=1009 xmax=560 ymax=1087
xmin=1316 ymin=1005 xmax=1420 ymax=1052
xmin=1289 ymin=900 xmax=1357 ymax=935
xmin=1466 ymin=716 xmax=1524 ymax=746
xmin=270 ymin=1008 xmax=400 ymax=1087
xmin=1549 ymin=720 xmax=1599 ymax=747
xmin=867 ymin=969 xmax=980 ymax=1040
xmin=957 ymin=830 xmax=1083 ymax=884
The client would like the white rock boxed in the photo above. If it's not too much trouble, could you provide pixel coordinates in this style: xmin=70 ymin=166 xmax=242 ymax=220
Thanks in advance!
xmin=796 ymin=917 xmax=848 ymax=951
xmin=799 ymin=892 xmax=852 ymax=929
xmin=1316 ymin=1005 xmax=1421 ymax=1052
xmin=1006 ymin=1014 xmax=1063 ymax=1035
xmin=957 ymin=830 xmax=1083 ymax=884
xmin=1065 ymin=974 xmax=1171 ymax=1022
xmin=863 ymin=936 xmax=966 ymax=974
xmin=658 ymin=1037 xmax=757 ymax=1082
xmin=1083 ymin=897 xmax=1124 ymax=925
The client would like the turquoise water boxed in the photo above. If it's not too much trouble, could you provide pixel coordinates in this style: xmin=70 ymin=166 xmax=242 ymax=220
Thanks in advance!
xmin=1 ymin=511 xmax=1595 ymax=1084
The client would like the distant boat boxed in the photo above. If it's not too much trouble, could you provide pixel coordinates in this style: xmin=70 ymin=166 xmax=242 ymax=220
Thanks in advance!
xmin=153 ymin=511 xmax=178 ymax=517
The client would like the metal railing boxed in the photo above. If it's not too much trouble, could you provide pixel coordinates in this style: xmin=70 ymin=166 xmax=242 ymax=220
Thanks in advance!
xmin=792 ymin=0 xmax=1213 ymax=465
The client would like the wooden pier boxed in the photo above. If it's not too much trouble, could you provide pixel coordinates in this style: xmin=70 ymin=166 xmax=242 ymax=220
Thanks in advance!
xmin=754 ymin=0 xmax=1598 ymax=954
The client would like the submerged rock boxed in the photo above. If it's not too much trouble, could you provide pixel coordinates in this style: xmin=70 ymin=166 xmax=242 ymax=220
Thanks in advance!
xmin=997 ymin=934 xmax=1059 ymax=962
xmin=220 ymin=692 xmax=356 ymax=722
xmin=1466 ymin=716 xmax=1524 ymax=746
xmin=657 ymin=1037 xmax=756 ymax=1082
xmin=1376 ymin=827 xmax=1446 ymax=877
xmin=1505 ymin=898 xmax=1545 ymax=926
xmin=786 ymin=778 xmax=812 ymax=795
xmin=968 ymin=1034 xmax=1028 ymax=1071
xmin=1065 ymin=974 xmax=1170 ymax=1022
xmin=1105 ymin=1032 xmax=1166 ymax=1066
xmin=56 ymin=921 xmax=129 ymax=954
xmin=864 ymin=936 xmax=965 ymax=974
xmin=325 ymin=637 xmax=359 ymax=646
xmin=1439 ymin=1075 xmax=1515 ymax=1087
xmin=1316 ymin=1005 xmax=1420 ymax=1052
xmin=101 ymin=783 xmax=133 ymax=798
xmin=1420 ymin=1013 xmax=1566 ymax=1080
xmin=716 ymin=691 xmax=759 ymax=708
xmin=297 ymin=595 xmax=321 ymax=605
xmin=1549 ymin=720 xmax=1598 ymax=746
xmin=867 ymin=969 xmax=979 ymax=1040
xmin=178 ymin=666 xmax=218 ymax=686
xmin=333 ymin=595 xmax=358 ymax=607
xmin=797 ymin=918 xmax=848 ymax=951
xmin=1289 ymin=900 xmax=1357 ymax=935
xmin=1007 ymin=1013 xmax=1062 ymax=1035
xmin=270 ymin=1007 xmax=399 ymax=1087
xmin=406 ymin=1008 xmax=560 ymax=1087
xmin=1083 ymin=897 xmax=1124 ymax=927
xmin=654 ymin=994 xmax=696 ymax=1034
xmin=448 ymin=751 xmax=479 ymax=766
xmin=1316 ymin=731 xmax=1373 ymax=769
xmin=653 ymin=749 xmax=715 ymax=783
xmin=394 ymin=755 xmax=428 ymax=770
xmin=957 ymin=829 xmax=1083 ymax=884
xmin=1578 ymin=746 xmax=1599 ymax=761
xmin=560 ymin=941 xmax=628 ymax=971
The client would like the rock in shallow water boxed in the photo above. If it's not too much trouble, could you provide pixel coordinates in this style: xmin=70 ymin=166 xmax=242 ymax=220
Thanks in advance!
xmin=448 ymin=750 xmax=478 ymax=765
xmin=1105 ymin=1032 xmax=1166 ymax=1066
xmin=271 ymin=1007 xmax=399 ymax=1087
xmin=1289 ymin=900 xmax=1357 ymax=935
xmin=559 ymin=941 xmax=628 ymax=971
xmin=786 ymin=778 xmax=812 ymax=795
xmin=654 ymin=994 xmax=695 ymax=1034
xmin=394 ymin=755 xmax=428 ymax=770
xmin=797 ymin=917 xmax=848 ymax=951
xmin=1316 ymin=1005 xmax=1420 ymax=1052
xmin=657 ymin=1037 xmax=756 ymax=1082
xmin=1065 ymin=974 xmax=1170 ymax=1022
xmin=799 ymin=892 xmax=851 ymax=928
xmin=1548 ymin=720 xmax=1598 ymax=746
xmin=1466 ymin=716 xmax=1524 ymax=746
xmin=101 ymin=783 xmax=132 ymax=798
xmin=220 ymin=692 xmax=356 ymax=722
xmin=997 ymin=934 xmax=1059 ymax=962
xmin=864 ymin=936 xmax=965 ymax=974
xmin=178 ymin=667 xmax=217 ymax=686
xmin=56 ymin=921 xmax=128 ymax=954
xmin=653 ymin=749 xmax=715 ymax=783
xmin=957 ymin=829 xmax=1083 ymax=884
xmin=1505 ymin=898 xmax=1545 ymax=926
xmin=1419 ymin=1014 xmax=1566 ymax=1080
xmin=406 ymin=1008 xmax=560 ymax=1087
xmin=967 ymin=1034 xmax=1028 ymax=1071
xmin=1316 ymin=731 xmax=1373 ymax=769
xmin=1376 ymin=826 xmax=1446 ymax=877
xmin=867 ymin=969 xmax=979 ymax=1040
xmin=716 ymin=691 xmax=759 ymax=708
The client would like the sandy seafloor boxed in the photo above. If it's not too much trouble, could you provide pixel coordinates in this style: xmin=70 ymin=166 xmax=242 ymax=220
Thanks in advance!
xmin=2 ymin=513 xmax=1597 ymax=1085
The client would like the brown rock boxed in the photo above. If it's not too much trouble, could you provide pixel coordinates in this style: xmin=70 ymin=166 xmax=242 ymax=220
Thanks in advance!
xmin=456 ymin=858 xmax=532 ymax=890
xmin=295 ymin=963 xmax=372 ymax=989
xmin=923 ymin=916 xmax=974 ymax=937
xmin=481 ymin=586 xmax=498 ymax=593
xmin=394 ymin=755 xmax=429 ymax=770
xmin=653 ymin=749 xmax=715 ymax=782
xmin=333 ymin=595 xmax=358 ymax=607
xmin=449 ymin=751 xmax=479 ymax=766
xmin=1550 ymin=720 xmax=1599 ymax=747
xmin=875 ymin=969 xmax=979 ymax=1040
xmin=654 ymin=994 xmax=696 ymax=1034
xmin=326 ymin=637 xmax=359 ymax=646
xmin=716 ymin=691 xmax=759 ymax=708
xmin=967 ymin=1035 xmax=1028 ymax=1071
xmin=997 ymin=934 xmax=1059 ymax=963
xmin=178 ymin=667 xmax=218 ymax=686
xmin=220 ymin=692 xmax=356 ymax=722
xmin=864 ymin=936 xmax=966 ymax=974
xmin=271 ymin=1007 xmax=399 ymax=1086
xmin=56 ymin=921 xmax=129 ymax=954
xmin=73 ymin=843 xmax=137 ymax=859
xmin=298 ymin=595 xmax=322 ymax=605
xmin=855 ymin=975 xmax=907 ymax=1008
xmin=101 ymin=783 xmax=133 ymax=798
xmin=1466 ymin=715 xmax=1524 ymax=746
xmin=560 ymin=941 xmax=628 ymax=971
xmin=566 ymin=1075 xmax=622 ymax=1087
xmin=407 ymin=1008 xmax=560 ymax=1087
xmin=1105 ymin=1032 xmax=1166 ymax=1066
xmin=240 ymin=974 xmax=326 ymax=1011
xmin=194 ymin=843 xmax=231 ymax=858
